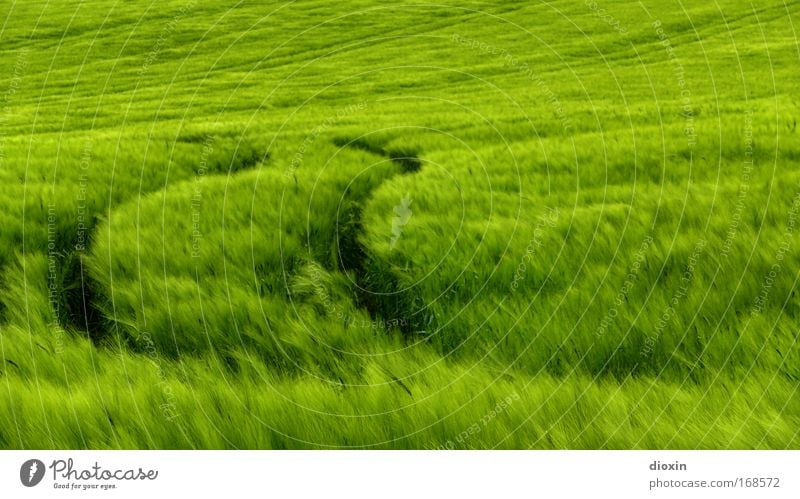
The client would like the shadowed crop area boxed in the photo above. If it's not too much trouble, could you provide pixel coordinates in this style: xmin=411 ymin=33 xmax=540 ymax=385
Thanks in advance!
xmin=0 ymin=0 xmax=798 ymax=449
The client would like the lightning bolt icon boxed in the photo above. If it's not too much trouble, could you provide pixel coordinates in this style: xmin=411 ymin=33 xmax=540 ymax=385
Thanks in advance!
xmin=28 ymin=461 xmax=38 ymax=484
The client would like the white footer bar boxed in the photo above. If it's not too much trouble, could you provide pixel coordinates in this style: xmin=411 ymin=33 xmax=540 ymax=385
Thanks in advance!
xmin=1 ymin=451 xmax=797 ymax=498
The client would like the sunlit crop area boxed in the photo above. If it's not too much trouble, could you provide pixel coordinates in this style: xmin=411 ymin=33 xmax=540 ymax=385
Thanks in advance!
xmin=0 ymin=1 xmax=798 ymax=448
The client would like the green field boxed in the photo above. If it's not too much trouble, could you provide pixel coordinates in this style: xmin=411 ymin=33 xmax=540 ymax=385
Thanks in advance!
xmin=1 ymin=0 xmax=798 ymax=449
